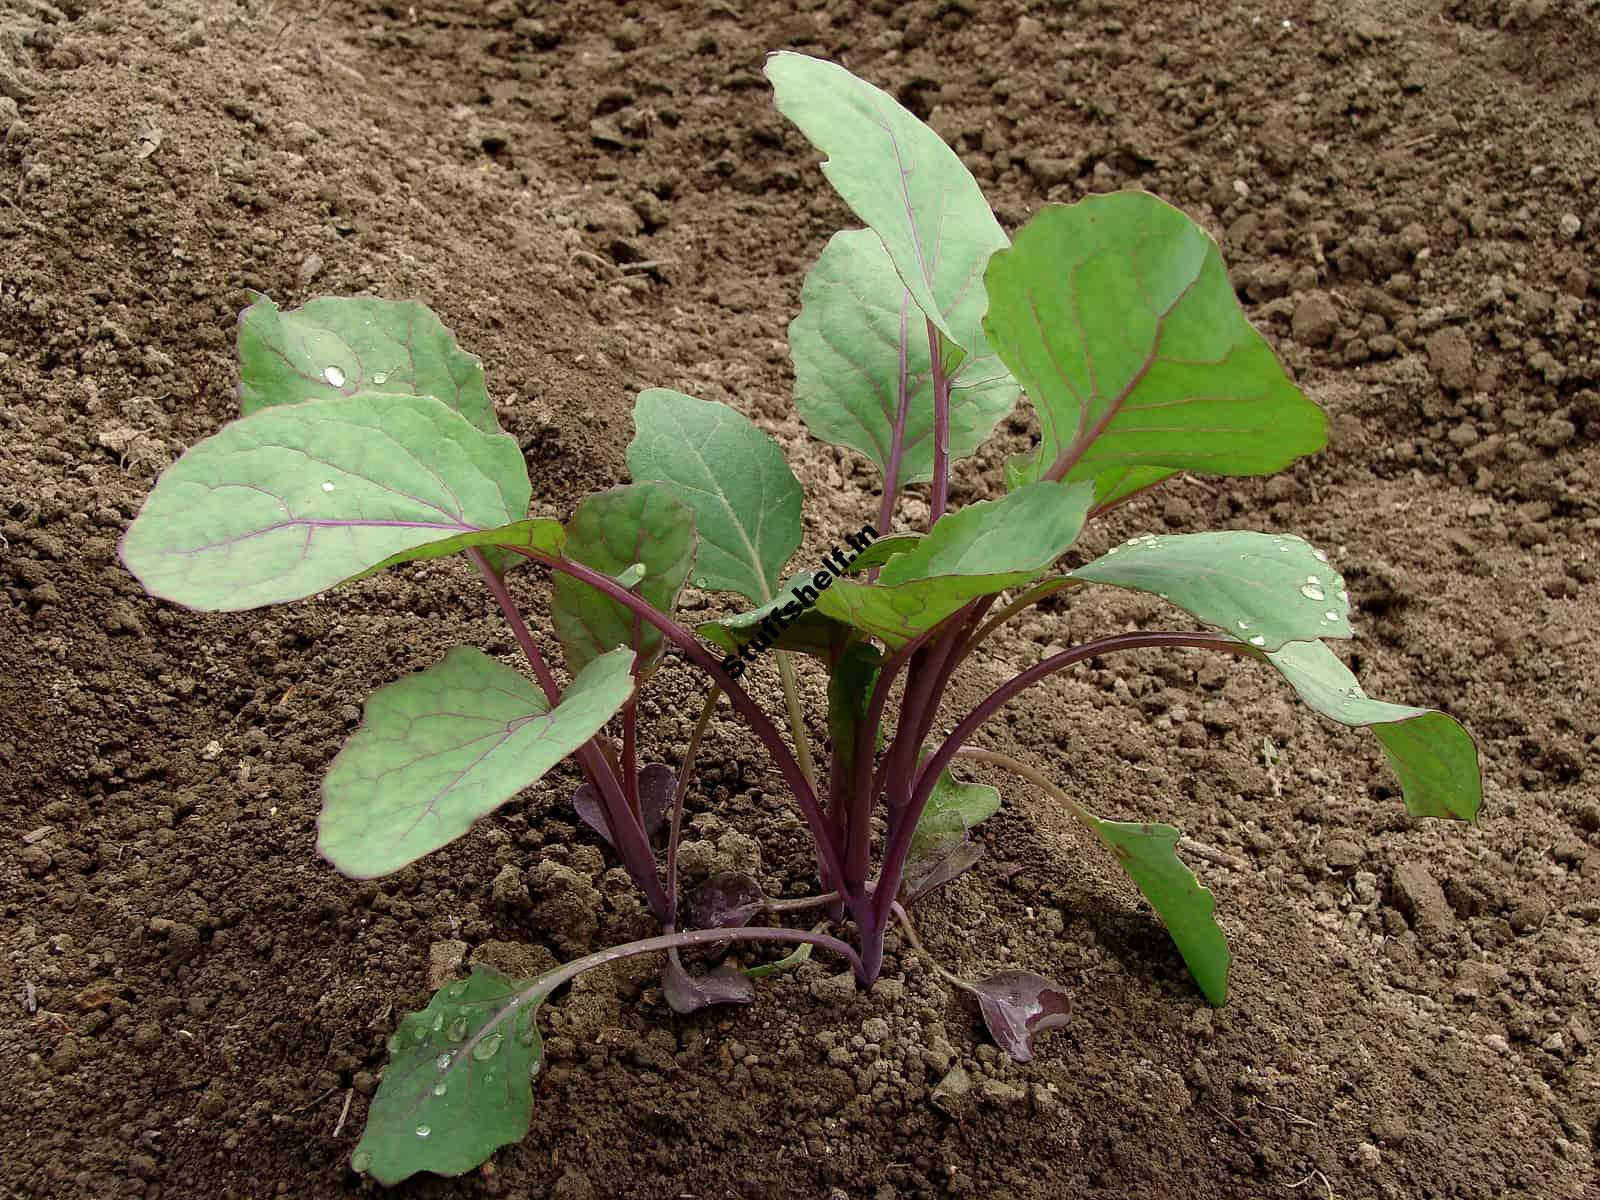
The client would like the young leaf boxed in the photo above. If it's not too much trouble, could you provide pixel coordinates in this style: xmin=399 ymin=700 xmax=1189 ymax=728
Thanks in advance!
xmin=817 ymin=482 xmax=1093 ymax=647
xmin=765 ymin=52 xmax=1008 ymax=347
xmin=901 ymin=762 xmax=1001 ymax=902
xmin=1261 ymin=639 xmax=1481 ymax=820
xmin=684 ymin=872 xmax=766 ymax=930
xmin=121 ymin=392 xmax=532 ymax=612
xmin=696 ymin=569 xmax=851 ymax=660
xmin=827 ymin=643 xmax=883 ymax=785
xmin=238 ymin=295 xmax=499 ymax=435
xmin=550 ymin=483 xmax=697 ymax=678
xmin=847 ymin=532 xmax=920 ymax=572
xmin=790 ymin=229 xmax=1019 ymax=491
xmin=1072 ymin=531 xmax=1352 ymax=651
xmin=572 ymin=762 xmax=676 ymax=850
xmin=627 ymin=389 xmax=802 ymax=606
xmin=984 ymin=192 xmax=1325 ymax=489
xmin=966 ymin=970 xmax=1071 ymax=1064
xmin=318 ymin=647 xmax=636 ymax=878
xmin=1091 ymin=819 xmax=1230 ymax=1005
xmin=662 ymin=951 xmax=757 ymax=1014
xmin=352 ymin=966 xmax=542 ymax=1186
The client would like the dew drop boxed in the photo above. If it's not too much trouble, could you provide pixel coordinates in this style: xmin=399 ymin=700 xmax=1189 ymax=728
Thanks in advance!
xmin=471 ymin=1033 xmax=504 ymax=1061
xmin=432 ymin=1081 xmax=447 ymax=1096
xmin=415 ymin=1124 xmax=431 ymax=1139
xmin=1313 ymin=548 xmax=1328 ymax=563
xmin=1338 ymin=589 xmax=1348 ymax=603
xmin=1278 ymin=544 xmax=1291 ymax=552
xmin=385 ymin=1033 xmax=403 ymax=1055
xmin=435 ymin=1052 xmax=452 ymax=1070
xmin=351 ymin=1151 xmax=372 ymax=1174
xmin=516 ymin=1026 xmax=539 ymax=1048
xmin=322 ymin=481 xmax=335 ymax=492
xmin=372 ymin=371 xmax=389 ymax=385
xmin=1237 ymin=620 xmax=1250 ymax=630
xmin=694 ymin=577 xmax=707 ymax=588
xmin=447 ymin=982 xmax=467 ymax=998
xmin=1299 ymin=583 xmax=1326 ymax=601
xmin=323 ymin=364 xmax=346 ymax=387
xmin=446 ymin=1018 xmax=468 ymax=1042
xmin=1324 ymin=610 xmax=1338 ymax=621
xmin=430 ymin=1012 xmax=444 ymax=1032
xmin=1249 ymin=635 xmax=1266 ymax=647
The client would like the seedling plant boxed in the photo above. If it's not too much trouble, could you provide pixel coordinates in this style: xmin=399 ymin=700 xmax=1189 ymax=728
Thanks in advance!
xmin=120 ymin=53 xmax=1482 ymax=1185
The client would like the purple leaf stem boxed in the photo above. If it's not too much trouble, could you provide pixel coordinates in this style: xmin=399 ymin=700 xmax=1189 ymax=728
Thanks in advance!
xmin=926 ymin=316 xmax=951 ymax=524
xmin=873 ymin=293 xmax=914 ymax=564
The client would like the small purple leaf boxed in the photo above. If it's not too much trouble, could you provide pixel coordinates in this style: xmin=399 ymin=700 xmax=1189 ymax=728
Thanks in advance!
xmin=969 ymin=970 xmax=1070 ymax=1064
xmin=684 ymin=872 xmax=765 ymax=930
xmin=900 ymin=838 xmax=984 ymax=904
xmin=661 ymin=950 xmax=756 ymax=1014
xmin=572 ymin=762 xmax=677 ymax=851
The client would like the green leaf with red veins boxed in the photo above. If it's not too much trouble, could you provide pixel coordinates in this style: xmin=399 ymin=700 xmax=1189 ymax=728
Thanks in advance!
xmin=1260 ymin=639 xmax=1481 ymax=820
xmin=816 ymin=482 xmax=1093 ymax=648
xmin=765 ymin=52 xmax=1008 ymax=348
xmin=551 ymin=483 xmax=697 ymax=679
xmin=238 ymin=294 xmax=500 ymax=434
xmin=352 ymin=966 xmax=543 ymax=1186
xmin=983 ymin=192 xmax=1325 ymax=495
xmin=120 ymin=392 xmax=535 ymax=611
xmin=1072 ymin=531 xmax=1353 ymax=651
xmin=789 ymin=229 xmax=1019 ymax=492
xmin=317 ymin=646 xmax=636 ymax=878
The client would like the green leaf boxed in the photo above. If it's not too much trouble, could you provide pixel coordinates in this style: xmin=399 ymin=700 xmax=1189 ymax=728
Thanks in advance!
xmin=352 ymin=967 xmax=543 ymax=1186
xmin=627 ymin=389 xmax=803 ymax=606
xmin=695 ymin=568 xmax=850 ymax=659
xmin=318 ymin=646 xmax=636 ymax=878
xmin=817 ymin=482 xmax=1093 ymax=648
xmin=238 ymin=295 xmax=499 ymax=435
xmin=346 ymin=518 xmax=564 ymax=585
xmin=765 ymin=52 xmax=1008 ymax=346
xmin=1091 ymin=819 xmax=1230 ymax=1005
xmin=551 ymin=484 xmax=697 ymax=679
xmin=983 ymin=192 xmax=1325 ymax=486
xmin=827 ymin=642 xmax=883 ymax=783
xmin=121 ymin=393 xmax=532 ymax=611
xmin=1261 ymin=639 xmax=1481 ymax=820
xmin=1072 ymin=531 xmax=1352 ymax=651
xmin=790 ymin=229 xmax=1019 ymax=491
xmin=847 ymin=531 xmax=919 ymax=571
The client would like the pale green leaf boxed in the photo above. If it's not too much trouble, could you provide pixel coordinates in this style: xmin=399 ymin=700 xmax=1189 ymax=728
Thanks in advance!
xmin=1092 ymin=819 xmax=1230 ymax=1005
xmin=1262 ymin=639 xmax=1481 ymax=820
xmin=697 ymin=569 xmax=851 ymax=659
xmin=627 ymin=389 xmax=802 ymax=605
xmin=1073 ymin=531 xmax=1352 ymax=651
xmin=765 ymin=52 xmax=1008 ymax=346
xmin=121 ymin=393 xmax=531 ymax=611
xmin=353 ymin=967 xmax=543 ymax=1186
xmin=790 ymin=229 xmax=1018 ymax=490
xmin=318 ymin=646 xmax=636 ymax=878
xmin=551 ymin=483 xmax=696 ymax=678
xmin=238 ymin=295 xmax=498 ymax=434
xmin=984 ymin=192 xmax=1325 ymax=486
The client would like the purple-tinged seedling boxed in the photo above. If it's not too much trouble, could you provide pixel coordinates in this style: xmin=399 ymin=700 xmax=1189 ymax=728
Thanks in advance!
xmin=119 ymin=52 xmax=1482 ymax=1186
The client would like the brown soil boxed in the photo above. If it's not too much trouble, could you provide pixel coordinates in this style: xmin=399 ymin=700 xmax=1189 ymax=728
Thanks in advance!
xmin=3 ymin=0 xmax=1597 ymax=1197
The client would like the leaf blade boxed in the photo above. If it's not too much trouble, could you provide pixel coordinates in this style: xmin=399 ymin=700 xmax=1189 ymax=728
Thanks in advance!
xmin=318 ymin=646 xmax=636 ymax=878
xmin=238 ymin=295 xmax=499 ymax=434
xmin=121 ymin=392 xmax=531 ymax=611
xmin=627 ymin=389 xmax=802 ymax=606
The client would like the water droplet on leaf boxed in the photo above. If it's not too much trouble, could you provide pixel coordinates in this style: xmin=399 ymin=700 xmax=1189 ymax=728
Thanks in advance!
xmin=446 ymin=1018 xmax=468 ymax=1042
xmin=471 ymin=1033 xmax=504 ymax=1061
xmin=1313 ymin=548 xmax=1328 ymax=563
xmin=1324 ymin=610 xmax=1338 ymax=621
xmin=430 ymin=1012 xmax=444 ymax=1032
xmin=321 ymin=481 xmax=335 ymax=493
xmin=432 ymin=1081 xmax=447 ymax=1096
xmin=1249 ymin=635 xmax=1266 ymax=647
xmin=415 ymin=1124 xmax=431 ymax=1138
xmin=517 ymin=1026 xmax=539 ymax=1047
xmin=1300 ymin=583 xmax=1325 ymax=601
xmin=372 ymin=371 xmax=389 ymax=384
xmin=351 ymin=1151 xmax=372 ymax=1174
xmin=435 ymin=1052 xmax=452 ymax=1070
xmin=1237 ymin=620 xmax=1250 ymax=630
xmin=323 ymin=365 xmax=346 ymax=387
xmin=385 ymin=1033 xmax=403 ymax=1055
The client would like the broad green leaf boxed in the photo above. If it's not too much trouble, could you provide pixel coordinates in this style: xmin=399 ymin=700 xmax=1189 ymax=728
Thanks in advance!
xmin=1072 ymin=531 xmax=1351 ymax=651
xmin=238 ymin=295 xmax=499 ymax=435
xmin=352 ymin=966 xmax=543 ymax=1186
xmin=1092 ymin=819 xmax=1230 ymax=1005
xmin=827 ymin=642 xmax=883 ymax=784
xmin=551 ymin=484 xmax=696 ymax=679
xmin=121 ymin=393 xmax=531 ymax=611
xmin=765 ymin=52 xmax=1008 ymax=346
xmin=627 ymin=389 xmax=802 ymax=606
xmin=790 ymin=230 xmax=1019 ymax=490
xmin=817 ymin=482 xmax=1093 ymax=648
xmin=696 ymin=569 xmax=849 ymax=659
xmin=984 ymin=192 xmax=1325 ymax=487
xmin=1262 ymin=639 xmax=1481 ymax=820
xmin=318 ymin=646 xmax=636 ymax=878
